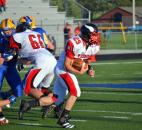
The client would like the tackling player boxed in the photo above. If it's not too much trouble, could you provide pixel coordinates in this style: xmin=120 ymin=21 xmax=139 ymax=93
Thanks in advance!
xmin=17 ymin=16 xmax=56 ymax=118
xmin=53 ymin=23 xmax=100 ymax=128
xmin=18 ymin=16 xmax=55 ymax=53
xmin=8 ymin=22 xmax=58 ymax=120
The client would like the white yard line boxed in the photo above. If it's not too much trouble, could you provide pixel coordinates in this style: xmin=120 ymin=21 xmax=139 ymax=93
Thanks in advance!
xmin=70 ymin=119 xmax=87 ymax=122
xmin=100 ymin=116 xmax=129 ymax=119
xmin=73 ymin=109 xmax=142 ymax=116
xmin=12 ymin=107 xmax=142 ymax=116
xmin=18 ymin=122 xmax=42 ymax=126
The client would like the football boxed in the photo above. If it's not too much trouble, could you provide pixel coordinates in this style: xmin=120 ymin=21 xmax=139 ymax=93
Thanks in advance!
xmin=72 ymin=58 xmax=86 ymax=71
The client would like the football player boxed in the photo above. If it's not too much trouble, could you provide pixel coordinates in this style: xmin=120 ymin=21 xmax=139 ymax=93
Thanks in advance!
xmin=0 ymin=18 xmax=23 ymax=124
xmin=0 ymin=95 xmax=16 ymax=125
xmin=53 ymin=23 xmax=100 ymax=128
xmin=17 ymin=16 xmax=56 ymax=118
xmin=0 ymin=18 xmax=23 ymax=100
xmin=8 ymin=22 xmax=58 ymax=120
xmin=18 ymin=16 xmax=55 ymax=53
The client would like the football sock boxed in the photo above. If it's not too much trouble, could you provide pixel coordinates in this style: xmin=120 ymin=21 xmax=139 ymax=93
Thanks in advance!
xmin=0 ymin=112 xmax=4 ymax=118
xmin=60 ymin=109 xmax=70 ymax=118
xmin=28 ymin=99 xmax=40 ymax=107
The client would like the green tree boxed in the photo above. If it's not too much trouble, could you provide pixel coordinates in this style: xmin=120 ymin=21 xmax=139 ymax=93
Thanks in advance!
xmin=50 ymin=0 xmax=142 ymax=19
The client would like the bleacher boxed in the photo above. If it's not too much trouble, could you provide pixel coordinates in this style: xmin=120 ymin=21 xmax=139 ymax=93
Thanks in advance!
xmin=0 ymin=0 xmax=73 ymax=55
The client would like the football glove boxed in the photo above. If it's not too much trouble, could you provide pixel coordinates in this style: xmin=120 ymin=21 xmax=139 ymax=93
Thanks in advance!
xmin=17 ymin=63 xmax=24 ymax=72
xmin=2 ymin=53 xmax=14 ymax=61
xmin=8 ymin=95 xmax=16 ymax=105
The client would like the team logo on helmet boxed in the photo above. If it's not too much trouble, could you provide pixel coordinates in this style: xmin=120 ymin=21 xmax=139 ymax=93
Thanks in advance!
xmin=0 ymin=18 xmax=16 ymax=31
xmin=81 ymin=23 xmax=99 ymax=45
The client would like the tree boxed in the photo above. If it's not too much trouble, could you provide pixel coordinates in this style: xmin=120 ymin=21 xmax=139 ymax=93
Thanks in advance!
xmin=50 ymin=0 xmax=142 ymax=19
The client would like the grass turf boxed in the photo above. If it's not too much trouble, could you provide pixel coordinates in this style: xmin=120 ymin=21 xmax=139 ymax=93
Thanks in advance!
xmin=1 ymin=59 xmax=142 ymax=130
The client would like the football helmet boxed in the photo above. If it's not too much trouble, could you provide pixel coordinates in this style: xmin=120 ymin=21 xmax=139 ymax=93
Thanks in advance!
xmin=0 ymin=18 xmax=16 ymax=31
xmin=80 ymin=23 xmax=99 ymax=45
xmin=18 ymin=16 xmax=36 ymax=29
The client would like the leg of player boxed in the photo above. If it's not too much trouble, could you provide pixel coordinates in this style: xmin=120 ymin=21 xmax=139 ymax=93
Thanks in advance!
xmin=55 ymin=73 xmax=81 ymax=128
xmin=57 ymin=96 xmax=77 ymax=129
xmin=54 ymin=101 xmax=64 ymax=118
xmin=40 ymin=87 xmax=56 ymax=118
xmin=53 ymin=77 xmax=67 ymax=118
xmin=0 ymin=95 xmax=16 ymax=125
xmin=0 ymin=107 xmax=9 ymax=125
xmin=18 ymin=90 xmax=58 ymax=120
xmin=29 ymin=87 xmax=55 ymax=118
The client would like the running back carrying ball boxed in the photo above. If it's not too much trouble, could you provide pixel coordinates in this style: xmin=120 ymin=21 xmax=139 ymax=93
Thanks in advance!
xmin=72 ymin=58 xmax=86 ymax=71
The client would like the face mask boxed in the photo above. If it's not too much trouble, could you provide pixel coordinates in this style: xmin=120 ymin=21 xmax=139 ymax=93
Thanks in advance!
xmin=2 ymin=29 xmax=15 ymax=38
xmin=89 ymin=32 xmax=100 ymax=45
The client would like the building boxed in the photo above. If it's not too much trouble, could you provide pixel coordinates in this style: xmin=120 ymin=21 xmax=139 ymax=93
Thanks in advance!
xmin=93 ymin=7 xmax=142 ymax=27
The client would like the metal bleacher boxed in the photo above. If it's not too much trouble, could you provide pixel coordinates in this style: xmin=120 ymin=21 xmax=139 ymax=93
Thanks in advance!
xmin=0 ymin=0 xmax=73 ymax=55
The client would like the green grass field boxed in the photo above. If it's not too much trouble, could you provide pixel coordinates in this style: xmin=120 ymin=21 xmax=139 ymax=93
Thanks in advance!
xmin=1 ymin=59 xmax=142 ymax=130
xmin=101 ymin=32 xmax=142 ymax=49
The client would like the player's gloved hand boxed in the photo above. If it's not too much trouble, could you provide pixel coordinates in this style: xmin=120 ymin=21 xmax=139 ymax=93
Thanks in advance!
xmin=8 ymin=95 xmax=16 ymax=105
xmin=88 ymin=69 xmax=95 ymax=77
xmin=2 ymin=53 xmax=13 ymax=61
xmin=87 ymin=65 xmax=95 ymax=77
xmin=17 ymin=63 xmax=24 ymax=72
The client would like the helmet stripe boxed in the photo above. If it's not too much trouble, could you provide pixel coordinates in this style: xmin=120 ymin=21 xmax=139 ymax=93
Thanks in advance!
xmin=85 ymin=25 xmax=94 ymax=32
xmin=5 ymin=19 xmax=8 ymax=28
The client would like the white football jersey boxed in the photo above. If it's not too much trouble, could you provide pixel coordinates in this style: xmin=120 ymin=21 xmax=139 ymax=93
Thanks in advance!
xmin=57 ymin=35 xmax=100 ymax=70
xmin=11 ymin=29 xmax=54 ymax=68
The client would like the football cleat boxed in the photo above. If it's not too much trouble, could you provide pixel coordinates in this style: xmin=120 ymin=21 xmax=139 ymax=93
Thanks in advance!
xmin=57 ymin=115 xmax=75 ymax=129
xmin=18 ymin=100 xmax=31 ymax=120
xmin=0 ymin=117 xmax=9 ymax=125
xmin=42 ymin=104 xmax=56 ymax=119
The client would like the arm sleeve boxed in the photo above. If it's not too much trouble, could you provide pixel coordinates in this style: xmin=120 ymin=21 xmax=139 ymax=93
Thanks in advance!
xmin=9 ymin=36 xmax=21 ymax=50
xmin=65 ymin=40 xmax=74 ymax=59
xmin=88 ymin=55 xmax=96 ymax=62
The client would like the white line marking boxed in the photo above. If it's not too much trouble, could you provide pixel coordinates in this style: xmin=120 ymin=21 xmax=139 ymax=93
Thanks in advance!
xmin=12 ymin=107 xmax=142 ymax=116
xmin=73 ymin=110 xmax=142 ymax=116
xmin=82 ymin=91 xmax=142 ymax=96
xmin=100 ymin=116 xmax=129 ymax=119
xmin=70 ymin=119 xmax=87 ymax=122
xmin=17 ymin=120 xmax=87 ymax=126
xmin=18 ymin=122 xmax=41 ymax=126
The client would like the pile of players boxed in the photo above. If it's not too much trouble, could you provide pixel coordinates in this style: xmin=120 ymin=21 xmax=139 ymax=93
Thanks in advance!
xmin=0 ymin=16 xmax=100 ymax=128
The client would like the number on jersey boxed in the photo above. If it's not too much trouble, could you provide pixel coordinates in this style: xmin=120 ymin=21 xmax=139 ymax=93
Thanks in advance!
xmin=29 ymin=34 xmax=45 ymax=49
